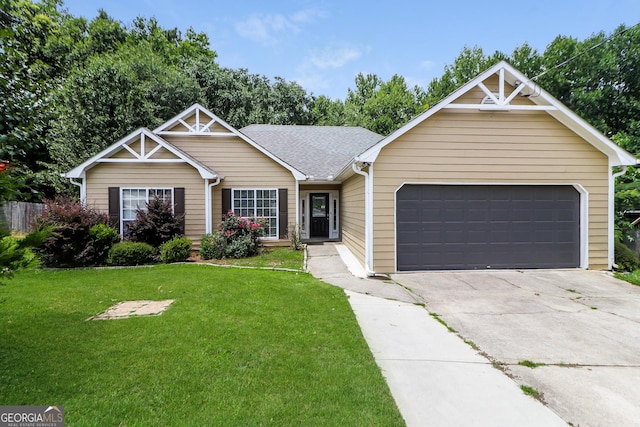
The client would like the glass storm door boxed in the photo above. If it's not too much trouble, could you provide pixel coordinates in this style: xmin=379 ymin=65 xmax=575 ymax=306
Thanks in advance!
xmin=310 ymin=193 xmax=330 ymax=238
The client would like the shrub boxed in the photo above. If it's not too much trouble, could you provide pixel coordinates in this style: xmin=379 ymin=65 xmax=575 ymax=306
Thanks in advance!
xmin=84 ymin=223 xmax=119 ymax=265
xmin=107 ymin=242 xmax=155 ymax=266
xmin=615 ymin=240 xmax=640 ymax=272
xmin=0 ymin=228 xmax=50 ymax=283
xmin=160 ymin=236 xmax=192 ymax=263
xmin=290 ymin=225 xmax=303 ymax=251
xmin=127 ymin=196 xmax=184 ymax=247
xmin=199 ymin=232 xmax=226 ymax=260
xmin=35 ymin=196 xmax=113 ymax=267
xmin=199 ymin=213 xmax=267 ymax=259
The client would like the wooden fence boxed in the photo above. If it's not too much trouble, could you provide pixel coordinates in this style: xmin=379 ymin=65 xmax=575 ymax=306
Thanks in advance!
xmin=0 ymin=202 xmax=45 ymax=233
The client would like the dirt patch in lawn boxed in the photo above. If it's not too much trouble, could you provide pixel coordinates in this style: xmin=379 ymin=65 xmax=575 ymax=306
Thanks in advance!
xmin=88 ymin=300 xmax=175 ymax=320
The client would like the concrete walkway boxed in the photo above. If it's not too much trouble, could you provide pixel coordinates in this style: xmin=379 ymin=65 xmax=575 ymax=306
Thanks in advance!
xmin=306 ymin=243 xmax=566 ymax=427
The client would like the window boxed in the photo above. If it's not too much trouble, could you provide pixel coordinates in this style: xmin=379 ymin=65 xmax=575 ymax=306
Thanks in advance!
xmin=122 ymin=188 xmax=173 ymax=234
xmin=232 ymin=189 xmax=278 ymax=238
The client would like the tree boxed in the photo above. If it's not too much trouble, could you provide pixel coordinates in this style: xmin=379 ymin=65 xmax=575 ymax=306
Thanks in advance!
xmin=311 ymin=96 xmax=346 ymax=126
xmin=341 ymin=73 xmax=425 ymax=135
xmin=361 ymin=75 xmax=425 ymax=135
xmin=0 ymin=0 xmax=63 ymax=200
xmin=47 ymin=42 xmax=202 ymax=173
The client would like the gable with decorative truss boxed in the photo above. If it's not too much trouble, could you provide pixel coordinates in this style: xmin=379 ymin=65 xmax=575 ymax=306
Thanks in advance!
xmin=154 ymin=103 xmax=238 ymax=136
xmin=153 ymin=103 xmax=307 ymax=180
xmin=356 ymin=61 xmax=635 ymax=166
xmin=65 ymin=128 xmax=219 ymax=179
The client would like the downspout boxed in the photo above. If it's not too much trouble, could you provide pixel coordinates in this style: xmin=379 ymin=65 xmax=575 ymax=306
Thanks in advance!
xmin=205 ymin=177 xmax=221 ymax=234
xmin=352 ymin=162 xmax=375 ymax=276
xmin=610 ymin=165 xmax=628 ymax=270
xmin=69 ymin=178 xmax=86 ymax=204
xmin=295 ymin=180 xmax=300 ymax=236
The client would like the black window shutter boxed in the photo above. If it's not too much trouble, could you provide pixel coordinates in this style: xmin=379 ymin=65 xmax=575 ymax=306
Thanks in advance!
xmin=278 ymin=188 xmax=288 ymax=239
xmin=108 ymin=187 xmax=120 ymax=233
xmin=174 ymin=187 xmax=185 ymax=234
xmin=222 ymin=188 xmax=231 ymax=217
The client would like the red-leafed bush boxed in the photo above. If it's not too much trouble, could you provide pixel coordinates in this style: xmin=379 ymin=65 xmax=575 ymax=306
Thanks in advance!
xmin=126 ymin=196 xmax=184 ymax=247
xmin=35 ymin=196 xmax=118 ymax=267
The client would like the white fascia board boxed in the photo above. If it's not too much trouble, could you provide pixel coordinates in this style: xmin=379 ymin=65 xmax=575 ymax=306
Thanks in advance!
xmin=357 ymin=62 xmax=510 ymax=163
xmin=153 ymin=103 xmax=204 ymax=133
xmin=154 ymin=103 xmax=307 ymax=181
xmin=500 ymin=63 xmax=637 ymax=166
xmin=64 ymin=127 xmax=149 ymax=178
xmin=545 ymin=102 xmax=637 ymax=166
xmin=357 ymin=60 xmax=637 ymax=167
xmin=64 ymin=128 xmax=220 ymax=180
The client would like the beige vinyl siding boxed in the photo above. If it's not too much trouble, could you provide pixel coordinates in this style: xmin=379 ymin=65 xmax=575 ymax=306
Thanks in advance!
xmin=340 ymin=172 xmax=366 ymax=266
xmin=163 ymin=134 xmax=296 ymax=232
xmin=372 ymin=109 xmax=610 ymax=273
xmin=85 ymin=162 xmax=206 ymax=247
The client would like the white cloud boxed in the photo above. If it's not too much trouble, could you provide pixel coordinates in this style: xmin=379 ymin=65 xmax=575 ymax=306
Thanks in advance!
xmin=234 ymin=14 xmax=296 ymax=45
xmin=310 ymin=43 xmax=367 ymax=69
xmin=234 ymin=8 xmax=326 ymax=45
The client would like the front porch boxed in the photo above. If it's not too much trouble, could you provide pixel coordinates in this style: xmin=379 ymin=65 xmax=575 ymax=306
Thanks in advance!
xmin=299 ymin=184 xmax=341 ymax=241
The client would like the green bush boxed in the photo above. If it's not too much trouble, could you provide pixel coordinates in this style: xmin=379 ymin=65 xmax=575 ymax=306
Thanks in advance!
xmin=615 ymin=240 xmax=640 ymax=272
xmin=0 ymin=228 xmax=49 ymax=283
xmin=1 ymin=236 xmax=33 ymax=282
xmin=86 ymin=223 xmax=119 ymax=265
xmin=160 ymin=236 xmax=192 ymax=263
xmin=199 ymin=213 xmax=267 ymax=260
xmin=199 ymin=232 xmax=225 ymax=260
xmin=107 ymin=242 xmax=155 ymax=266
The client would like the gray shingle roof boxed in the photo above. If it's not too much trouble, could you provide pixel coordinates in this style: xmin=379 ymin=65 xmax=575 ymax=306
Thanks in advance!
xmin=240 ymin=125 xmax=383 ymax=180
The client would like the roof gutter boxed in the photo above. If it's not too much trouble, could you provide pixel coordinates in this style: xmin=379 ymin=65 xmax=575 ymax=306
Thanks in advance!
xmin=68 ymin=177 xmax=86 ymax=204
xmin=352 ymin=162 xmax=376 ymax=276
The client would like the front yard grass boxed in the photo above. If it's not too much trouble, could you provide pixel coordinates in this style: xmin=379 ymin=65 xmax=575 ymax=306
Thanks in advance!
xmin=198 ymin=246 xmax=304 ymax=271
xmin=615 ymin=269 xmax=640 ymax=286
xmin=0 ymin=265 xmax=403 ymax=426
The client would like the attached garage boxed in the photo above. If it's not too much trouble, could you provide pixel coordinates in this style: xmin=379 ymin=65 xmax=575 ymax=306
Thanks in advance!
xmin=349 ymin=61 xmax=636 ymax=274
xmin=396 ymin=184 xmax=581 ymax=271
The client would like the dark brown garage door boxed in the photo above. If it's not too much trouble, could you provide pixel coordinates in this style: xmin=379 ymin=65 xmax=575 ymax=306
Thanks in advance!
xmin=396 ymin=184 xmax=580 ymax=271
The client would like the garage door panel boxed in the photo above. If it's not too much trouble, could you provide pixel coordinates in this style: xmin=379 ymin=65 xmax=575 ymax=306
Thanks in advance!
xmin=396 ymin=185 xmax=580 ymax=270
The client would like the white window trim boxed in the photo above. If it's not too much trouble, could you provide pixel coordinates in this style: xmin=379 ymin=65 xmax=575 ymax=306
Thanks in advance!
xmin=120 ymin=187 xmax=174 ymax=237
xmin=231 ymin=188 xmax=279 ymax=240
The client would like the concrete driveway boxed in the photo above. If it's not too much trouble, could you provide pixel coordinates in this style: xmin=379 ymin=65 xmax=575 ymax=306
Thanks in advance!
xmin=391 ymin=270 xmax=640 ymax=427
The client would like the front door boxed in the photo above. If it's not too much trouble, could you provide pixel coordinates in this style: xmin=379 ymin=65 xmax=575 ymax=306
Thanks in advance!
xmin=310 ymin=193 xmax=330 ymax=238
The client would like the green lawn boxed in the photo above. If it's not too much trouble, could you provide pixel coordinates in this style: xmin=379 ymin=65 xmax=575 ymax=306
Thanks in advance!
xmin=615 ymin=270 xmax=640 ymax=286
xmin=0 ymin=265 xmax=403 ymax=426
xmin=202 ymin=246 xmax=304 ymax=270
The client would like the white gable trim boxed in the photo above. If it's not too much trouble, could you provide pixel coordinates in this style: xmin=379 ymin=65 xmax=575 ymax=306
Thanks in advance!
xmin=356 ymin=61 xmax=637 ymax=167
xmin=64 ymin=128 xmax=219 ymax=180
xmin=154 ymin=103 xmax=307 ymax=180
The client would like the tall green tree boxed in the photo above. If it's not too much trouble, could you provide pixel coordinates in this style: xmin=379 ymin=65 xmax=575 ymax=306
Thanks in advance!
xmin=0 ymin=0 xmax=64 ymax=200
xmin=342 ymin=73 xmax=424 ymax=135
xmin=311 ymin=96 xmax=346 ymax=126
xmin=48 ymin=42 xmax=202 ymax=172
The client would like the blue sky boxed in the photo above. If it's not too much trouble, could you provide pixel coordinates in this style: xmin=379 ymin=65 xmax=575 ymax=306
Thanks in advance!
xmin=61 ymin=0 xmax=640 ymax=100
